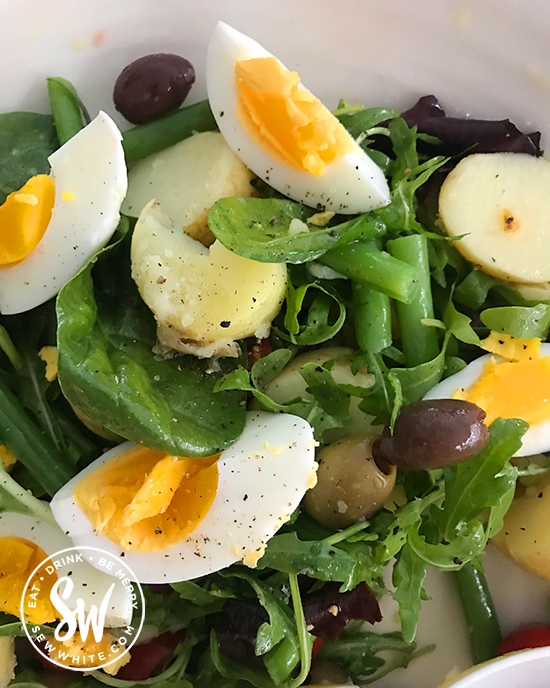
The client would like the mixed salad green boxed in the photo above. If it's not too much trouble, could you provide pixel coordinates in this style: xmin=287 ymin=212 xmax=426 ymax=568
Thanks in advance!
xmin=0 ymin=61 xmax=549 ymax=688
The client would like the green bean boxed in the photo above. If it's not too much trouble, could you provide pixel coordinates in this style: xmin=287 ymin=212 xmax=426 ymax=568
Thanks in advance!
xmin=319 ymin=240 xmax=418 ymax=303
xmin=47 ymin=77 xmax=90 ymax=145
xmin=122 ymin=99 xmax=217 ymax=164
xmin=353 ymin=281 xmax=392 ymax=353
xmin=452 ymin=563 xmax=502 ymax=664
xmin=387 ymin=234 xmax=439 ymax=366
xmin=0 ymin=373 xmax=75 ymax=495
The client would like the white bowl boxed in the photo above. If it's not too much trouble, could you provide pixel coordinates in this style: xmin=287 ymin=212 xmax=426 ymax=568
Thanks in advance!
xmin=4 ymin=0 xmax=550 ymax=143
xmin=4 ymin=2 xmax=550 ymax=687
xmin=440 ymin=647 xmax=550 ymax=687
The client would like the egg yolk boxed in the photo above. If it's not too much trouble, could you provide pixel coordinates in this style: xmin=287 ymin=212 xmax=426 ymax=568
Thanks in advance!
xmin=0 ymin=537 xmax=58 ymax=624
xmin=74 ymin=446 xmax=219 ymax=552
xmin=0 ymin=445 xmax=16 ymax=470
xmin=0 ymin=175 xmax=55 ymax=266
xmin=235 ymin=56 xmax=353 ymax=176
xmin=454 ymin=335 xmax=550 ymax=426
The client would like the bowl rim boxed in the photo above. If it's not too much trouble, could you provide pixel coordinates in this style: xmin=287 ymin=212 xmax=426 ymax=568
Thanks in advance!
xmin=449 ymin=646 xmax=550 ymax=687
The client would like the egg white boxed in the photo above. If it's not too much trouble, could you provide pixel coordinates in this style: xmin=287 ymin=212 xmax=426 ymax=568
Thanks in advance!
xmin=0 ymin=111 xmax=127 ymax=315
xmin=424 ymin=342 xmax=550 ymax=457
xmin=0 ymin=511 xmax=132 ymax=626
xmin=206 ymin=21 xmax=390 ymax=214
xmin=51 ymin=411 xmax=317 ymax=584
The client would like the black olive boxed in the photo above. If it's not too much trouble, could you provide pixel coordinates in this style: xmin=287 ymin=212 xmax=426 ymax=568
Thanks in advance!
xmin=113 ymin=53 xmax=195 ymax=124
xmin=372 ymin=398 xmax=489 ymax=471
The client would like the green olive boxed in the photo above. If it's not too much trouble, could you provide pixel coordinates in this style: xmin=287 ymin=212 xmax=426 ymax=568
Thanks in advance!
xmin=303 ymin=435 xmax=396 ymax=529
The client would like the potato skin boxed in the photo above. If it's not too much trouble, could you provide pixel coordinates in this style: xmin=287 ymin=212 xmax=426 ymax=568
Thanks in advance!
xmin=303 ymin=435 xmax=396 ymax=529
xmin=492 ymin=474 xmax=550 ymax=580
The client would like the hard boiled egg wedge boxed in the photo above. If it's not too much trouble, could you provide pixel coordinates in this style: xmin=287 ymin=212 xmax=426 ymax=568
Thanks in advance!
xmin=424 ymin=335 xmax=550 ymax=457
xmin=51 ymin=411 xmax=317 ymax=584
xmin=0 ymin=511 xmax=133 ymax=627
xmin=0 ymin=111 xmax=127 ymax=314
xmin=206 ymin=21 xmax=390 ymax=214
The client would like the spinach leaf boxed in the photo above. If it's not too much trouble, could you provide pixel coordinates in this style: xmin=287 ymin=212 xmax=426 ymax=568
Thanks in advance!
xmin=0 ymin=113 xmax=58 ymax=204
xmin=208 ymin=197 xmax=384 ymax=264
xmin=56 ymin=239 xmax=246 ymax=457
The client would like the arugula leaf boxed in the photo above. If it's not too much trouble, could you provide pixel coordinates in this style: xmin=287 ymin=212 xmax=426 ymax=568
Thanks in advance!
xmin=0 ymin=113 xmax=58 ymax=204
xmin=57 ymin=239 xmax=246 ymax=457
xmin=454 ymin=269 xmax=497 ymax=309
xmin=215 ymin=349 xmax=369 ymax=442
xmin=392 ymin=543 xmax=428 ymax=643
xmin=377 ymin=118 xmax=447 ymax=233
xmin=319 ymin=623 xmax=430 ymax=685
xmin=443 ymin=298 xmax=482 ymax=347
xmin=256 ymin=532 xmax=365 ymax=588
xmin=336 ymin=104 xmax=399 ymax=139
xmin=282 ymin=275 xmax=346 ymax=346
xmin=438 ymin=417 xmax=525 ymax=539
xmin=248 ymin=579 xmax=299 ymax=682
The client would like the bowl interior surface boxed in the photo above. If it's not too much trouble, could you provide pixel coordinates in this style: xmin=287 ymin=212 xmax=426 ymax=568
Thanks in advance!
xmin=4 ymin=0 xmax=550 ymax=144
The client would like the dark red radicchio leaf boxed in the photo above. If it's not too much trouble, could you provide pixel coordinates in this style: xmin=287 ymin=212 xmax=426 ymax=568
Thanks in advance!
xmin=216 ymin=582 xmax=381 ymax=664
xmin=302 ymin=582 xmax=382 ymax=641
xmin=215 ymin=598 xmax=270 ymax=666
xmin=401 ymin=95 xmax=542 ymax=157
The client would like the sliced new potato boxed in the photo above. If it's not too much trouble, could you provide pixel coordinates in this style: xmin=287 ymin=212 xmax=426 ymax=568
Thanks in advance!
xmin=492 ymin=473 xmax=550 ymax=580
xmin=439 ymin=153 xmax=550 ymax=283
xmin=131 ymin=200 xmax=287 ymax=358
xmin=509 ymin=280 xmax=550 ymax=303
xmin=260 ymin=346 xmax=379 ymax=441
xmin=122 ymin=131 xmax=257 ymax=245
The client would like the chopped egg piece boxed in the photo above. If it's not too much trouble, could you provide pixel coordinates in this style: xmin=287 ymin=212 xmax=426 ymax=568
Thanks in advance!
xmin=0 ymin=446 xmax=16 ymax=470
xmin=39 ymin=345 xmax=58 ymax=381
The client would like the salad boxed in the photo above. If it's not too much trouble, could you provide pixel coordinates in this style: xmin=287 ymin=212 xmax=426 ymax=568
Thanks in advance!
xmin=1 ymin=17 xmax=550 ymax=688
